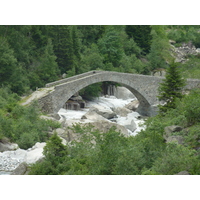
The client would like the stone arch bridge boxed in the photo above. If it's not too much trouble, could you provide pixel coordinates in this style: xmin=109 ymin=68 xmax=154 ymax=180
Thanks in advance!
xmin=24 ymin=70 xmax=200 ymax=116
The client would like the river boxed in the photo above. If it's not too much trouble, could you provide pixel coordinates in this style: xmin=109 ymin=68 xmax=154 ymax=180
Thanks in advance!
xmin=58 ymin=95 xmax=145 ymax=135
xmin=0 ymin=88 xmax=145 ymax=175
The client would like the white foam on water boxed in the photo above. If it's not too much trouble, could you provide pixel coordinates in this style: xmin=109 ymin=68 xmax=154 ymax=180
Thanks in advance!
xmin=58 ymin=95 xmax=145 ymax=135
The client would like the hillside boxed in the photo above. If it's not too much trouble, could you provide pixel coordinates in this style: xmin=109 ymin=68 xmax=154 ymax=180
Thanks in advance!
xmin=1 ymin=25 xmax=200 ymax=175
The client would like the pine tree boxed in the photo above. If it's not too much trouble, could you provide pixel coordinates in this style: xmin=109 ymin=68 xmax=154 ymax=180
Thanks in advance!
xmin=37 ymin=38 xmax=60 ymax=85
xmin=125 ymin=25 xmax=152 ymax=55
xmin=158 ymin=61 xmax=186 ymax=113
xmin=0 ymin=37 xmax=18 ymax=85
xmin=147 ymin=26 xmax=173 ymax=72
xmin=50 ymin=25 xmax=74 ymax=74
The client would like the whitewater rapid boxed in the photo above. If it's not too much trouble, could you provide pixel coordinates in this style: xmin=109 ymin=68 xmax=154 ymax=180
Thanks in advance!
xmin=0 ymin=95 xmax=145 ymax=175
xmin=58 ymin=95 xmax=145 ymax=136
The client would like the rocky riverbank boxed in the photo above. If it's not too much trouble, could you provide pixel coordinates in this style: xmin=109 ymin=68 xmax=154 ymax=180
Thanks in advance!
xmin=0 ymin=86 xmax=146 ymax=175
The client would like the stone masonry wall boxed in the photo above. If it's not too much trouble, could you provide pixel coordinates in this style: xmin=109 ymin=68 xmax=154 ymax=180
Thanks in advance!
xmin=37 ymin=71 xmax=200 ymax=116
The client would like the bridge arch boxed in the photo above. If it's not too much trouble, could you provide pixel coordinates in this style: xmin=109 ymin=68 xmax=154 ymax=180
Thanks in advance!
xmin=52 ymin=71 xmax=160 ymax=116
xmin=37 ymin=71 xmax=200 ymax=116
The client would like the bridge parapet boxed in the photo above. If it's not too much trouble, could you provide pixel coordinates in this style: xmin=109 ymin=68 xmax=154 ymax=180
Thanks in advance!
xmin=45 ymin=70 xmax=104 ymax=87
xmin=28 ymin=71 xmax=200 ymax=116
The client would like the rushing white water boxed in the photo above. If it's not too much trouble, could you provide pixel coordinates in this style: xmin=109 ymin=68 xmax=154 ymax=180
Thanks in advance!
xmin=58 ymin=95 xmax=145 ymax=136
xmin=0 ymin=93 xmax=145 ymax=175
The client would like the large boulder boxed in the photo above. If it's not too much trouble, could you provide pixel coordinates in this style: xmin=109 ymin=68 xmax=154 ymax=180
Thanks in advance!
xmin=81 ymin=110 xmax=108 ymax=121
xmin=0 ymin=142 xmax=18 ymax=152
xmin=11 ymin=162 xmax=28 ymax=175
xmin=125 ymin=100 xmax=139 ymax=111
xmin=57 ymin=120 xmax=130 ymax=143
xmin=112 ymin=107 xmax=132 ymax=117
xmin=117 ymin=118 xmax=137 ymax=132
xmin=89 ymin=105 xmax=117 ymax=119
xmin=85 ymin=121 xmax=129 ymax=136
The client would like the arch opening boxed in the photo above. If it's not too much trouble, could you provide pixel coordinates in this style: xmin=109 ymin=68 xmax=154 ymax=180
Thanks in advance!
xmin=60 ymin=80 xmax=152 ymax=116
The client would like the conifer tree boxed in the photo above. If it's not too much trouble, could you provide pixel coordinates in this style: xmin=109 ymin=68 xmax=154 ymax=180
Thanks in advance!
xmin=158 ymin=61 xmax=186 ymax=113
xmin=50 ymin=25 xmax=74 ymax=74
xmin=125 ymin=25 xmax=152 ymax=55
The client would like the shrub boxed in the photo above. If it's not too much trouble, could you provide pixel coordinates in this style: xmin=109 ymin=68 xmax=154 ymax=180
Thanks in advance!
xmin=145 ymin=143 xmax=200 ymax=175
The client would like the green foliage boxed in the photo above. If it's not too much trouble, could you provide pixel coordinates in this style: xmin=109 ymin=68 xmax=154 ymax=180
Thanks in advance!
xmin=35 ymin=38 xmax=60 ymax=87
xmin=77 ymin=25 xmax=105 ymax=47
xmin=0 ymin=87 xmax=60 ymax=149
xmin=183 ymin=124 xmax=200 ymax=148
xmin=29 ymin=133 xmax=69 ymax=175
xmin=144 ymin=143 xmax=200 ymax=175
xmin=158 ymin=61 xmax=186 ymax=113
xmin=80 ymin=44 xmax=105 ymax=72
xmin=147 ymin=26 xmax=173 ymax=71
xmin=79 ymin=83 xmax=102 ymax=100
xmin=176 ymin=89 xmax=200 ymax=126
xmin=98 ymin=27 xmax=124 ymax=68
xmin=0 ymin=37 xmax=18 ymax=85
xmin=43 ymin=133 xmax=68 ymax=162
xmin=125 ymin=25 xmax=152 ymax=55
xmin=167 ymin=25 xmax=200 ymax=47
xmin=180 ymin=56 xmax=200 ymax=79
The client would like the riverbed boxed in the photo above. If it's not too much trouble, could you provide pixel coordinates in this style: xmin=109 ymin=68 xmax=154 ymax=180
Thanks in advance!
xmin=0 ymin=92 xmax=145 ymax=175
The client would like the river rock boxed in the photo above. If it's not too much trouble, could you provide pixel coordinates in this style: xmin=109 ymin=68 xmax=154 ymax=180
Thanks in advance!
xmin=84 ymin=121 xmax=129 ymax=136
xmin=125 ymin=100 xmax=139 ymax=111
xmin=10 ymin=163 xmax=28 ymax=175
xmin=0 ymin=142 xmax=18 ymax=152
xmin=117 ymin=118 xmax=137 ymax=132
xmin=112 ymin=107 xmax=132 ymax=117
xmin=40 ymin=115 xmax=58 ymax=121
xmin=81 ymin=110 xmax=109 ymax=121
xmin=89 ymin=105 xmax=117 ymax=119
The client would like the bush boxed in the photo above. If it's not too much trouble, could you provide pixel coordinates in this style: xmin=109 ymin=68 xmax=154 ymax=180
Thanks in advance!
xmin=144 ymin=143 xmax=200 ymax=175
xmin=177 ymin=89 xmax=200 ymax=126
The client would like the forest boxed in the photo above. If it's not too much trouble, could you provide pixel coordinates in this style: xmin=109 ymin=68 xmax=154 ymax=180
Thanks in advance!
xmin=1 ymin=25 xmax=200 ymax=175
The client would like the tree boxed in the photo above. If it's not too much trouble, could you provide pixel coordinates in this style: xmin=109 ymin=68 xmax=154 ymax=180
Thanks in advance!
xmin=158 ymin=61 xmax=186 ymax=113
xmin=147 ymin=25 xmax=173 ymax=72
xmin=36 ymin=38 xmax=60 ymax=86
xmin=0 ymin=37 xmax=18 ymax=85
xmin=98 ymin=27 xmax=124 ymax=68
xmin=125 ymin=25 xmax=152 ymax=55
xmin=50 ymin=25 xmax=74 ymax=74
